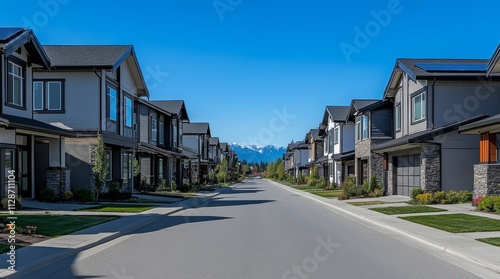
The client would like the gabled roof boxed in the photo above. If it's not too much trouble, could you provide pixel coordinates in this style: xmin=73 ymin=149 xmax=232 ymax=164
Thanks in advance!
xmin=137 ymin=98 xmax=172 ymax=117
xmin=322 ymin=106 xmax=350 ymax=125
xmin=0 ymin=27 xmax=50 ymax=69
xmin=220 ymin=142 xmax=229 ymax=151
xmin=209 ymin=137 xmax=219 ymax=146
xmin=487 ymin=44 xmax=500 ymax=77
xmin=150 ymin=100 xmax=189 ymax=122
xmin=43 ymin=45 xmax=149 ymax=97
xmin=305 ymin=129 xmax=321 ymax=142
xmin=373 ymin=115 xmax=488 ymax=153
xmin=459 ymin=114 xmax=500 ymax=134
xmin=357 ymin=99 xmax=392 ymax=114
xmin=183 ymin=122 xmax=211 ymax=136
xmin=348 ymin=99 xmax=380 ymax=119
xmin=0 ymin=114 xmax=74 ymax=137
xmin=384 ymin=58 xmax=489 ymax=99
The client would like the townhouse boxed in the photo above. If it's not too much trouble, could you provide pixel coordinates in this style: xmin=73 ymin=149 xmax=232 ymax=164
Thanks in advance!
xmin=304 ymin=129 xmax=325 ymax=178
xmin=182 ymin=122 xmax=211 ymax=184
xmin=0 ymin=28 xmax=73 ymax=200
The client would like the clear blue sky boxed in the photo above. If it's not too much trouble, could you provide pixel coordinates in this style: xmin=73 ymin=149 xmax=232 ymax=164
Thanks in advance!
xmin=2 ymin=0 xmax=500 ymax=147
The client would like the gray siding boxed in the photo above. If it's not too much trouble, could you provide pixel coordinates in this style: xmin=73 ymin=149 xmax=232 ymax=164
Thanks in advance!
xmin=140 ymin=156 xmax=151 ymax=184
xmin=139 ymin=104 xmax=149 ymax=143
xmin=371 ymin=109 xmax=392 ymax=138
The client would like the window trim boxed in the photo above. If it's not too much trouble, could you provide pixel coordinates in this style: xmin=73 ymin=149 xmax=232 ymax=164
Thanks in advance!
xmin=5 ymin=58 xmax=26 ymax=110
xmin=411 ymin=89 xmax=426 ymax=124
xmin=32 ymin=79 xmax=65 ymax=113
xmin=362 ymin=114 xmax=369 ymax=140
xmin=151 ymin=116 xmax=157 ymax=143
xmin=334 ymin=126 xmax=339 ymax=145
xmin=356 ymin=116 xmax=361 ymax=141
xmin=395 ymin=102 xmax=401 ymax=132
xmin=123 ymin=95 xmax=133 ymax=127
xmin=159 ymin=121 xmax=164 ymax=145
xmin=106 ymin=85 xmax=118 ymax=122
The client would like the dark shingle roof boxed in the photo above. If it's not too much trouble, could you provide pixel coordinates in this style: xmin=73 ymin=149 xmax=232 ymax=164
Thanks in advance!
xmin=0 ymin=27 xmax=23 ymax=42
xmin=326 ymin=106 xmax=350 ymax=122
xmin=183 ymin=122 xmax=210 ymax=135
xmin=43 ymin=45 xmax=132 ymax=69
xmin=209 ymin=137 xmax=219 ymax=146
xmin=398 ymin=58 xmax=489 ymax=79
xmin=220 ymin=142 xmax=228 ymax=151
xmin=0 ymin=114 xmax=74 ymax=137
xmin=307 ymin=129 xmax=321 ymax=142
xmin=352 ymin=99 xmax=379 ymax=111
xmin=150 ymin=100 xmax=189 ymax=121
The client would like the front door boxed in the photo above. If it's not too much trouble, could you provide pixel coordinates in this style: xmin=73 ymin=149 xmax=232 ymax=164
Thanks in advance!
xmin=18 ymin=146 xmax=30 ymax=197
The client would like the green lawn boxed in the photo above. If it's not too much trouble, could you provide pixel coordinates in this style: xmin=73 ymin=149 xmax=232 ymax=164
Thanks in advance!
xmin=1 ymin=215 xmax=118 ymax=237
xmin=401 ymin=213 xmax=500 ymax=233
xmin=477 ymin=237 xmax=500 ymax=247
xmin=293 ymin=185 xmax=315 ymax=191
xmin=348 ymin=201 xmax=395 ymax=206
xmin=371 ymin=206 xmax=447 ymax=215
xmin=77 ymin=204 xmax=156 ymax=213
xmin=306 ymin=189 xmax=343 ymax=198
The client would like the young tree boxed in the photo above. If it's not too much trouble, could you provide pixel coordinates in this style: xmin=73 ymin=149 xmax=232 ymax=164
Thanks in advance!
xmin=216 ymin=158 xmax=229 ymax=184
xmin=92 ymin=136 xmax=108 ymax=201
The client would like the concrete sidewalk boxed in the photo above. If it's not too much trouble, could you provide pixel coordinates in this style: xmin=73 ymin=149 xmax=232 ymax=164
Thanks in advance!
xmin=0 ymin=184 xmax=242 ymax=278
xmin=271 ymin=181 xmax=500 ymax=274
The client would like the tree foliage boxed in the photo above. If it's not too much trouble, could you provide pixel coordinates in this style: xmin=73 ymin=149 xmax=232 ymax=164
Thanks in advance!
xmin=92 ymin=136 xmax=108 ymax=201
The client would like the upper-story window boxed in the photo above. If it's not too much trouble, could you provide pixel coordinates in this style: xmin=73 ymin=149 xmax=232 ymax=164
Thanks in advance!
xmin=334 ymin=127 xmax=339 ymax=145
xmin=173 ymin=119 xmax=178 ymax=148
xmin=33 ymin=80 xmax=63 ymax=111
xmin=124 ymin=96 xmax=133 ymax=127
xmin=356 ymin=116 xmax=361 ymax=141
xmin=159 ymin=121 xmax=164 ymax=145
xmin=328 ymin=129 xmax=334 ymax=151
xmin=362 ymin=115 xmax=369 ymax=139
xmin=7 ymin=61 xmax=24 ymax=107
xmin=107 ymin=86 xmax=118 ymax=121
xmin=412 ymin=91 xmax=426 ymax=123
xmin=151 ymin=117 xmax=157 ymax=142
xmin=179 ymin=121 xmax=183 ymax=146
xmin=395 ymin=103 xmax=401 ymax=131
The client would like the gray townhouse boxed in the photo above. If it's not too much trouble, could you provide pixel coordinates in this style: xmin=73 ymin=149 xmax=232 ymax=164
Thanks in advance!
xmin=209 ymin=136 xmax=220 ymax=166
xmin=321 ymin=105 xmax=355 ymax=186
xmin=182 ymin=122 xmax=211 ymax=184
xmin=0 ymin=27 xmax=73 ymax=200
xmin=304 ymin=129 xmax=326 ymax=178
xmin=32 ymin=44 xmax=150 ymax=193
xmin=351 ymin=99 xmax=393 ymax=187
xmin=134 ymin=99 xmax=188 ymax=191
xmin=284 ymin=141 xmax=297 ymax=177
xmin=372 ymin=58 xmax=500 ymax=196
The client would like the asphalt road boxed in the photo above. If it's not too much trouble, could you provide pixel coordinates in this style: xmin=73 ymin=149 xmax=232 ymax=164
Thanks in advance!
xmin=19 ymin=179 xmax=499 ymax=278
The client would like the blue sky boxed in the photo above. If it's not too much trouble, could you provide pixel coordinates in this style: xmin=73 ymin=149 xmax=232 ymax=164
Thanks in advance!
xmin=2 ymin=0 xmax=500 ymax=147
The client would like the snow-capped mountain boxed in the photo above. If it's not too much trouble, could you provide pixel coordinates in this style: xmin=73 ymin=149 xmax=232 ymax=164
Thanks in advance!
xmin=230 ymin=143 xmax=286 ymax=163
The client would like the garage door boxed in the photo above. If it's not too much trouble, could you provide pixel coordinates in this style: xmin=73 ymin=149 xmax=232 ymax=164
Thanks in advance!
xmin=396 ymin=155 xmax=421 ymax=196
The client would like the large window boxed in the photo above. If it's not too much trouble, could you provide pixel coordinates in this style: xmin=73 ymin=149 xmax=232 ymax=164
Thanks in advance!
xmin=7 ymin=61 xmax=24 ymax=107
xmin=328 ymin=129 xmax=334 ymax=152
xmin=151 ymin=117 xmax=157 ymax=142
xmin=105 ymin=150 xmax=112 ymax=181
xmin=179 ymin=121 xmax=183 ymax=146
xmin=395 ymin=103 xmax=401 ymax=131
xmin=412 ymin=92 xmax=426 ymax=122
xmin=124 ymin=96 xmax=133 ymax=127
xmin=122 ymin=152 xmax=132 ymax=180
xmin=362 ymin=115 xmax=369 ymax=139
xmin=107 ymin=86 xmax=118 ymax=121
xmin=159 ymin=121 xmax=164 ymax=145
xmin=33 ymin=81 xmax=63 ymax=111
xmin=334 ymin=127 xmax=339 ymax=145
xmin=173 ymin=119 xmax=178 ymax=148
xmin=356 ymin=116 xmax=361 ymax=141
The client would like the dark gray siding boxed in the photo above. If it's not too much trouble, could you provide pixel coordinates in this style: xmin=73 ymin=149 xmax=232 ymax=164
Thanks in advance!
xmin=139 ymin=104 xmax=149 ymax=143
xmin=65 ymin=142 xmax=92 ymax=191
xmin=371 ymin=109 xmax=393 ymax=138
xmin=140 ymin=156 xmax=151 ymax=184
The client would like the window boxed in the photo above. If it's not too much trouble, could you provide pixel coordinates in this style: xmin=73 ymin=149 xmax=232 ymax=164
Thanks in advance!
xmin=107 ymin=86 xmax=117 ymax=121
xmin=122 ymin=152 xmax=132 ymax=180
xmin=33 ymin=81 xmax=63 ymax=111
xmin=151 ymin=117 xmax=157 ymax=142
xmin=334 ymin=127 xmax=339 ymax=145
xmin=179 ymin=121 xmax=183 ymax=146
xmin=105 ymin=150 xmax=112 ymax=181
xmin=362 ymin=115 xmax=369 ymax=139
xmin=173 ymin=119 xmax=178 ymax=147
xmin=412 ymin=92 xmax=426 ymax=122
xmin=158 ymin=158 xmax=164 ymax=179
xmin=356 ymin=116 xmax=361 ymax=141
xmin=159 ymin=121 xmax=164 ymax=145
xmin=328 ymin=129 xmax=334 ymax=152
xmin=124 ymin=96 xmax=133 ymax=127
xmin=395 ymin=103 xmax=401 ymax=131
xmin=7 ymin=61 xmax=24 ymax=107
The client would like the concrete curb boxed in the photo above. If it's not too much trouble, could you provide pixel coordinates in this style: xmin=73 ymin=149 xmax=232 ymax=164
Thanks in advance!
xmin=1 ymin=183 xmax=243 ymax=278
xmin=270 ymin=180 xmax=500 ymax=274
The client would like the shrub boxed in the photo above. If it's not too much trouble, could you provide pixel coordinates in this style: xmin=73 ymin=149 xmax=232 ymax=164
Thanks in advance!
xmin=64 ymin=189 xmax=73 ymax=201
xmin=458 ymin=191 xmax=473 ymax=203
xmin=473 ymin=195 xmax=483 ymax=207
xmin=39 ymin=188 xmax=57 ymax=203
xmin=74 ymin=188 xmax=95 ymax=202
xmin=297 ymin=172 xmax=305 ymax=185
xmin=445 ymin=190 xmax=459 ymax=204
xmin=337 ymin=194 xmax=348 ymax=200
xmin=318 ymin=178 xmax=327 ymax=189
xmin=341 ymin=177 xmax=357 ymax=199
xmin=369 ymin=187 xmax=384 ymax=198
xmin=433 ymin=191 xmax=447 ymax=204
xmin=361 ymin=180 xmax=370 ymax=196
xmin=409 ymin=188 xmax=423 ymax=204
xmin=1 ymin=197 xmax=23 ymax=210
xmin=170 ymin=180 xmax=178 ymax=192
xmin=477 ymin=196 xmax=500 ymax=212
xmin=416 ymin=193 xmax=434 ymax=205
xmin=369 ymin=173 xmax=381 ymax=192
xmin=495 ymin=201 xmax=500 ymax=214
xmin=25 ymin=225 xmax=37 ymax=235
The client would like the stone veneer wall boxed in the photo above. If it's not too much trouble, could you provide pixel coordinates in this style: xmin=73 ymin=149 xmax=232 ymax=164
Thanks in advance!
xmin=46 ymin=167 xmax=71 ymax=197
xmin=420 ymin=144 xmax=440 ymax=192
xmin=355 ymin=139 xmax=390 ymax=185
xmin=473 ymin=164 xmax=500 ymax=198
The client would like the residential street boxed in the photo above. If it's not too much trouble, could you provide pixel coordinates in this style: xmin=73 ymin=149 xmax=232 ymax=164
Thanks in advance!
xmin=15 ymin=179 xmax=498 ymax=279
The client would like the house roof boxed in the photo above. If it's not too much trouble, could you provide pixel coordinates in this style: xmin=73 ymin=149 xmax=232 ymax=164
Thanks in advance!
xmin=459 ymin=114 xmax=500 ymax=134
xmin=150 ymin=100 xmax=189 ymax=122
xmin=43 ymin=45 xmax=149 ymax=97
xmin=322 ymin=106 xmax=351 ymax=124
xmin=183 ymin=122 xmax=211 ymax=136
xmin=306 ymin=129 xmax=321 ymax=142
xmin=487 ymin=44 xmax=500 ymax=76
xmin=220 ymin=142 xmax=228 ymax=151
xmin=332 ymin=150 xmax=355 ymax=161
xmin=384 ymin=58 xmax=489 ymax=99
xmin=348 ymin=99 xmax=380 ymax=119
xmin=0 ymin=114 xmax=74 ymax=137
xmin=357 ymin=99 xmax=392 ymax=114
xmin=0 ymin=27 xmax=50 ymax=69
xmin=209 ymin=137 xmax=219 ymax=146
xmin=372 ymin=115 xmax=488 ymax=153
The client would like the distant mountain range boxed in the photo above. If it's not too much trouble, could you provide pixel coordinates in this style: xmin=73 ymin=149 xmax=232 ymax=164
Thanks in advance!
xmin=230 ymin=143 xmax=286 ymax=163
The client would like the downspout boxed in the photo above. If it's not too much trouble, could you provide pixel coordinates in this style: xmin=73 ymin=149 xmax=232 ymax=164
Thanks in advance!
xmin=59 ymin=135 xmax=63 ymax=200
xmin=431 ymin=79 xmax=436 ymax=129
